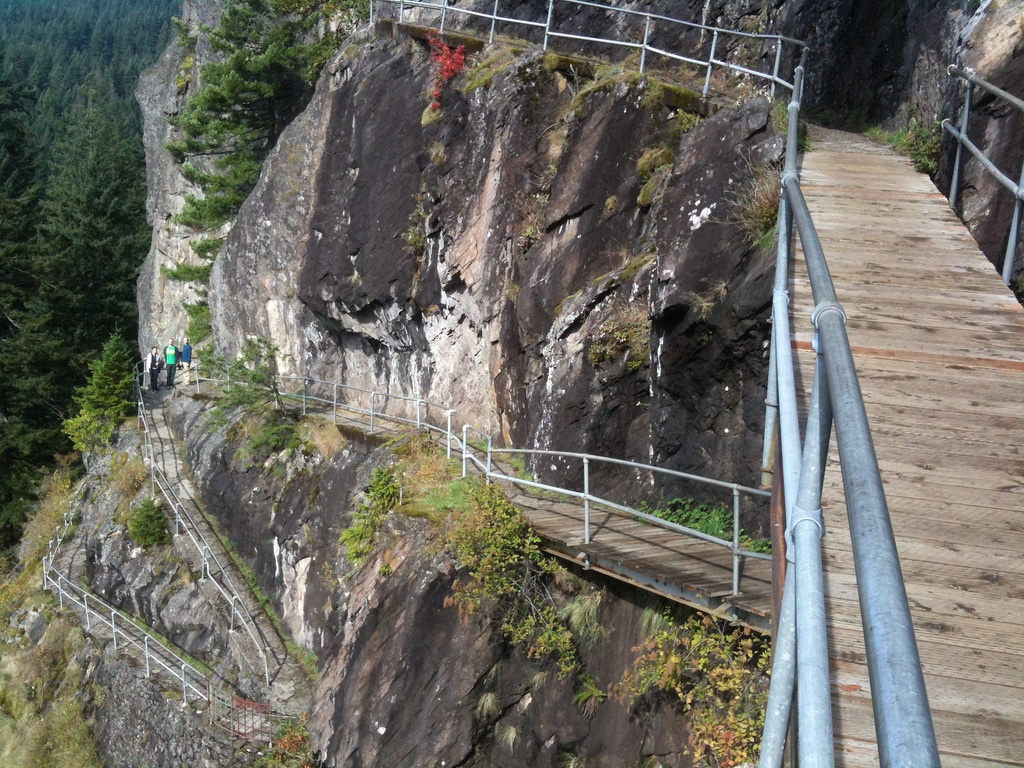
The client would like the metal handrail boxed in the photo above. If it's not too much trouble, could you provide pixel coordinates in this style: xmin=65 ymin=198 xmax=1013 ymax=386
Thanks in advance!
xmin=757 ymin=57 xmax=940 ymax=768
xmin=135 ymin=364 xmax=272 ymax=686
xmin=378 ymin=0 xmax=806 ymax=98
xmin=942 ymin=65 xmax=1024 ymax=285
xmin=190 ymin=366 xmax=770 ymax=598
xmin=41 ymin=481 xmax=285 ymax=741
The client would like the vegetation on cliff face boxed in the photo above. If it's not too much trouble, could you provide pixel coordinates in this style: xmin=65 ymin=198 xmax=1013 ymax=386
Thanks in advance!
xmin=168 ymin=0 xmax=370 ymax=231
xmin=620 ymin=612 xmax=771 ymax=767
xmin=0 ymin=468 xmax=103 ymax=768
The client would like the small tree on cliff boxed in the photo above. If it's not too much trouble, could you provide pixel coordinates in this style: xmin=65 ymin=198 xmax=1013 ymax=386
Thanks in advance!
xmin=208 ymin=337 xmax=302 ymax=458
xmin=209 ymin=337 xmax=285 ymax=418
xmin=63 ymin=334 xmax=136 ymax=455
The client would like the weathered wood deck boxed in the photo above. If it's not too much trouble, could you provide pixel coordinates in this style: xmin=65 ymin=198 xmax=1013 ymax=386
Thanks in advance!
xmin=508 ymin=490 xmax=774 ymax=629
xmin=790 ymin=128 xmax=1024 ymax=767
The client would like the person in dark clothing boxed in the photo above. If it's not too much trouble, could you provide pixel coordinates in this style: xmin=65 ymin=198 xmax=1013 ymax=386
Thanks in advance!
xmin=146 ymin=346 xmax=163 ymax=391
xmin=164 ymin=339 xmax=179 ymax=388
xmin=180 ymin=337 xmax=193 ymax=385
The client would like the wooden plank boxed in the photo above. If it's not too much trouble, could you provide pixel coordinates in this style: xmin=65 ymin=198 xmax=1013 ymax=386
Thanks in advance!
xmin=791 ymin=132 xmax=1024 ymax=768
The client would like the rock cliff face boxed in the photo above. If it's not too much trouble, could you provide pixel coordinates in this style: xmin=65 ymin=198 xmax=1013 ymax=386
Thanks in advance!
xmin=166 ymin=393 xmax=696 ymax=767
xmin=168 ymin=28 xmax=780 ymax=501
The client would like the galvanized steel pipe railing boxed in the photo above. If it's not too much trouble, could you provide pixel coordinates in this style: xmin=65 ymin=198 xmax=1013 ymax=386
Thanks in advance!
xmin=379 ymin=0 xmax=806 ymax=97
xmin=193 ymin=366 xmax=771 ymax=598
xmin=135 ymin=367 xmax=273 ymax=687
xmin=40 ymin=474 xmax=284 ymax=742
xmin=943 ymin=65 xmax=1024 ymax=285
xmin=758 ymin=55 xmax=940 ymax=768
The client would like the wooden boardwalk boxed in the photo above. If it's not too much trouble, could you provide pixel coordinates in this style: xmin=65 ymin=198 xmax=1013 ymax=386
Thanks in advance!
xmin=509 ymin=490 xmax=774 ymax=630
xmin=790 ymin=128 xmax=1024 ymax=768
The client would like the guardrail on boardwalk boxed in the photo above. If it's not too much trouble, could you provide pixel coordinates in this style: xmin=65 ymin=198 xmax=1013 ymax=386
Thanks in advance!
xmin=756 ymin=55 xmax=940 ymax=768
xmin=42 ymin=484 xmax=286 ymax=742
xmin=184 ymin=368 xmax=771 ymax=601
xmin=373 ymin=0 xmax=806 ymax=98
xmin=942 ymin=65 xmax=1024 ymax=286
xmin=134 ymin=377 xmax=273 ymax=688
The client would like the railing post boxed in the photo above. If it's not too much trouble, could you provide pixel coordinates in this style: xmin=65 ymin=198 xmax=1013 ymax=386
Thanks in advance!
xmin=333 ymin=383 xmax=339 ymax=424
xmin=639 ymin=15 xmax=651 ymax=73
xmin=731 ymin=486 xmax=741 ymax=595
xmin=544 ymin=0 xmax=554 ymax=51
xmin=439 ymin=0 xmax=447 ymax=34
xmin=182 ymin=661 xmax=188 ymax=703
xmin=486 ymin=435 xmax=493 ymax=477
xmin=302 ymin=377 xmax=308 ymax=416
xmin=583 ymin=457 xmax=591 ymax=544
xmin=771 ymin=38 xmax=782 ymax=99
xmin=462 ymin=425 xmax=469 ymax=478
xmin=145 ymin=635 xmax=151 ymax=678
xmin=111 ymin=608 xmax=117 ymax=652
xmin=416 ymin=399 xmax=422 ymax=428
xmin=489 ymin=0 xmax=498 ymax=43
xmin=703 ymin=30 xmax=718 ymax=96
xmin=84 ymin=592 xmax=90 ymax=630
xmin=58 ymin=576 xmax=64 ymax=609
xmin=949 ymin=79 xmax=973 ymax=214
xmin=370 ymin=392 xmax=376 ymax=433
xmin=1000 ymin=156 xmax=1024 ymax=286
xmin=446 ymin=410 xmax=453 ymax=459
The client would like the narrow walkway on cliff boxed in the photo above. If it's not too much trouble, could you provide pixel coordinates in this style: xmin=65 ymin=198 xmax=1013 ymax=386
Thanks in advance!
xmin=788 ymin=126 xmax=1024 ymax=768
xmin=142 ymin=393 xmax=312 ymax=712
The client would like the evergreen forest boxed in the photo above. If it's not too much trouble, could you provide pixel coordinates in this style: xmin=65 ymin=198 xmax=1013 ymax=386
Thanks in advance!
xmin=0 ymin=0 xmax=180 ymax=555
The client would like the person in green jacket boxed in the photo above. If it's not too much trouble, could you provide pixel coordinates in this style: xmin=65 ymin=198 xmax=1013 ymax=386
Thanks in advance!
xmin=164 ymin=339 xmax=179 ymax=388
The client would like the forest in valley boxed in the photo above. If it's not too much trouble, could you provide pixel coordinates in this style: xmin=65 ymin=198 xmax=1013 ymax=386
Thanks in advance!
xmin=0 ymin=0 xmax=367 ymax=559
xmin=0 ymin=0 xmax=180 ymax=556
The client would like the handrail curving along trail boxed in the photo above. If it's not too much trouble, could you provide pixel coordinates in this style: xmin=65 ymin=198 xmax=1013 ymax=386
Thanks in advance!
xmin=41 ymin=478 xmax=287 ymax=742
xmin=52 ymin=3 xmax=958 ymax=763
xmin=374 ymin=0 xmax=806 ymax=99
xmin=189 ymin=369 xmax=772 ymax=600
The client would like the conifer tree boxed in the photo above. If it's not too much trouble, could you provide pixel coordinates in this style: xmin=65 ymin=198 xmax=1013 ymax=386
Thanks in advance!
xmin=35 ymin=85 xmax=149 ymax=360
xmin=0 ymin=72 xmax=44 ymax=550
xmin=168 ymin=0 xmax=364 ymax=229
xmin=64 ymin=334 xmax=136 ymax=455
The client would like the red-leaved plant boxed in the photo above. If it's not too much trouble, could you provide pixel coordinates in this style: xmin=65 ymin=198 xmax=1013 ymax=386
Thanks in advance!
xmin=427 ymin=32 xmax=466 ymax=110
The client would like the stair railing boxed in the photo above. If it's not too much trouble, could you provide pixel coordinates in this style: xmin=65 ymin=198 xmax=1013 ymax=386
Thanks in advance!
xmin=942 ymin=65 xmax=1024 ymax=285
xmin=135 ymin=366 xmax=272 ymax=687
xmin=41 ymin=480 xmax=285 ymax=742
xmin=757 ymin=54 xmax=940 ymax=768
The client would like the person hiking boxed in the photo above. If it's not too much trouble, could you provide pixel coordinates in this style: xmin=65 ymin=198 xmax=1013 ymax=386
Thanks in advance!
xmin=180 ymin=337 xmax=193 ymax=385
xmin=146 ymin=346 xmax=163 ymax=391
xmin=164 ymin=339 xmax=179 ymax=388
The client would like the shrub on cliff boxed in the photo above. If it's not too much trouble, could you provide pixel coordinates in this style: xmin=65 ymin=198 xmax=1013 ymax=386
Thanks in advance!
xmin=619 ymin=613 xmax=771 ymax=768
xmin=444 ymin=482 xmax=578 ymax=677
xmin=127 ymin=496 xmax=171 ymax=548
